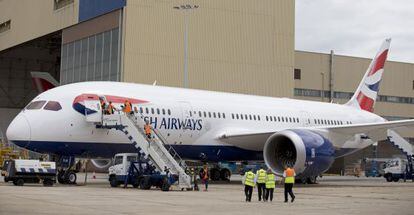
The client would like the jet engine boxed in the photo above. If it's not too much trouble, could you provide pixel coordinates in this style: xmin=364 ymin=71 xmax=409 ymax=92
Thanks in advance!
xmin=263 ymin=129 xmax=335 ymax=181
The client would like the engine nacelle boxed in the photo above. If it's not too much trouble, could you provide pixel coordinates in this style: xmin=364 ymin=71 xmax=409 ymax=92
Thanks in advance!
xmin=263 ymin=129 xmax=335 ymax=177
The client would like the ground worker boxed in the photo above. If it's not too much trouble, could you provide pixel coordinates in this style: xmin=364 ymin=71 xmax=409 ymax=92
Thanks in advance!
xmin=283 ymin=165 xmax=296 ymax=203
xmin=256 ymin=167 xmax=267 ymax=201
xmin=264 ymin=169 xmax=276 ymax=202
xmin=243 ymin=168 xmax=255 ymax=202
xmin=106 ymin=101 xmax=115 ymax=114
xmin=144 ymin=121 xmax=152 ymax=140
xmin=123 ymin=100 xmax=132 ymax=114
xmin=99 ymin=98 xmax=106 ymax=114
xmin=200 ymin=165 xmax=209 ymax=191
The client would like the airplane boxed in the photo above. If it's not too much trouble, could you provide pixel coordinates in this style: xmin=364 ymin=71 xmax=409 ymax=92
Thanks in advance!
xmin=6 ymin=38 xmax=414 ymax=184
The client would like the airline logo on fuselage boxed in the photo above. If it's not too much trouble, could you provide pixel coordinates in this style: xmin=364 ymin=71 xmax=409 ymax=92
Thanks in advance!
xmin=143 ymin=116 xmax=203 ymax=131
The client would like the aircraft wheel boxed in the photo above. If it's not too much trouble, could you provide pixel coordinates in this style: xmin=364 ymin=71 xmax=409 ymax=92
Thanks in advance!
xmin=393 ymin=177 xmax=399 ymax=182
xmin=140 ymin=176 xmax=151 ymax=190
xmin=307 ymin=176 xmax=317 ymax=184
xmin=220 ymin=169 xmax=231 ymax=181
xmin=210 ymin=168 xmax=221 ymax=181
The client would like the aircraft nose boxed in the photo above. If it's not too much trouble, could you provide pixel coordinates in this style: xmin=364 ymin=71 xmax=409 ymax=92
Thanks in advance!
xmin=6 ymin=113 xmax=31 ymax=142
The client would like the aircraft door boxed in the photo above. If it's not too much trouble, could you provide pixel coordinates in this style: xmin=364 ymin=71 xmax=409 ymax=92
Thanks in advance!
xmin=84 ymin=100 xmax=102 ymax=123
xmin=300 ymin=111 xmax=312 ymax=127
xmin=179 ymin=102 xmax=193 ymax=142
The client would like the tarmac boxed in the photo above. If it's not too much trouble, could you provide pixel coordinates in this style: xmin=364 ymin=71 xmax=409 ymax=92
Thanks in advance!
xmin=1 ymin=174 xmax=414 ymax=215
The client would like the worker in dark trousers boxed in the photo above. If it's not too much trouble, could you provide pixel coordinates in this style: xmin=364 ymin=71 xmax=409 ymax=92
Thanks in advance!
xmin=264 ymin=169 xmax=276 ymax=202
xmin=200 ymin=165 xmax=209 ymax=191
xmin=256 ymin=167 xmax=267 ymax=201
xmin=106 ymin=101 xmax=115 ymax=114
xmin=123 ymin=100 xmax=133 ymax=115
xmin=283 ymin=165 xmax=296 ymax=203
xmin=243 ymin=169 xmax=255 ymax=202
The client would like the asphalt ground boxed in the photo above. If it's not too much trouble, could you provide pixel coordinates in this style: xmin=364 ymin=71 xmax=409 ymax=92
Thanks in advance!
xmin=0 ymin=174 xmax=413 ymax=215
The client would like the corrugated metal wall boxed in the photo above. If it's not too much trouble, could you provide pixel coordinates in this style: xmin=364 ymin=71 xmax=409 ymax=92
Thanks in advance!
xmin=122 ymin=0 xmax=295 ymax=98
xmin=294 ymin=51 xmax=414 ymax=118
xmin=0 ymin=0 xmax=79 ymax=52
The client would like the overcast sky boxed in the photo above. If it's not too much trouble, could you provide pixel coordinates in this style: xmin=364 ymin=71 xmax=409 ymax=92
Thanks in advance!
xmin=295 ymin=0 xmax=414 ymax=63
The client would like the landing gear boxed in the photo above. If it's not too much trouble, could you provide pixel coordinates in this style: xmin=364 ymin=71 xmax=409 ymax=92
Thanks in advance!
xmin=57 ymin=170 xmax=78 ymax=184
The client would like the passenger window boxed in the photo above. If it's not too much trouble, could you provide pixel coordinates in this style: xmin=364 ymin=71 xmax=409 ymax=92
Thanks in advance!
xmin=44 ymin=101 xmax=62 ymax=111
xmin=140 ymin=107 xmax=143 ymax=114
xmin=208 ymin=112 xmax=211 ymax=118
xmin=151 ymin=108 xmax=155 ymax=114
xmin=274 ymin=116 xmax=277 ymax=121
xmin=168 ymin=109 xmax=171 ymax=115
xmin=249 ymin=115 xmax=252 ymax=120
xmin=266 ymin=116 xmax=269 ymax=121
xmin=157 ymin=108 xmax=160 ymax=115
xmin=114 ymin=156 xmax=123 ymax=165
xmin=162 ymin=109 xmax=166 ymax=115
xmin=245 ymin=114 xmax=248 ymax=120
xmin=222 ymin=113 xmax=226 ymax=119
xmin=231 ymin=113 xmax=234 ymax=119
xmin=257 ymin=116 xmax=260 ymax=121
xmin=204 ymin=112 xmax=207 ymax=118
xmin=253 ymin=115 xmax=256 ymax=120
xmin=26 ymin=100 xmax=46 ymax=110
xmin=218 ymin=112 xmax=221 ymax=118
xmin=236 ymin=114 xmax=239 ymax=120
xmin=145 ymin=107 xmax=149 ymax=114
xmin=213 ymin=112 xmax=216 ymax=118
xmin=189 ymin=111 xmax=192 ymax=117
xmin=240 ymin=114 xmax=244 ymax=120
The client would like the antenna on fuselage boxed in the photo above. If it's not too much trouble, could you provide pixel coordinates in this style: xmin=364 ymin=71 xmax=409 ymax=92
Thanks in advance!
xmin=153 ymin=80 xmax=157 ymax=86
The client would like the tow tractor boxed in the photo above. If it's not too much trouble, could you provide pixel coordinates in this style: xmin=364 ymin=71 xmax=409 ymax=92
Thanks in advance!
xmin=108 ymin=153 xmax=179 ymax=191
xmin=2 ymin=159 xmax=56 ymax=186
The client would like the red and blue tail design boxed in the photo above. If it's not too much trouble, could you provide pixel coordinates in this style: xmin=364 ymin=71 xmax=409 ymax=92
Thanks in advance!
xmin=345 ymin=39 xmax=391 ymax=112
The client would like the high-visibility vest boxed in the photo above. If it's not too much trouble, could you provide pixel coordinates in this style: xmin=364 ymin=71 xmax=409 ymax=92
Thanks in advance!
xmin=107 ymin=103 xmax=114 ymax=114
xmin=124 ymin=102 xmax=131 ymax=113
xmin=144 ymin=124 xmax=151 ymax=135
xmin=244 ymin=171 xmax=255 ymax=187
xmin=265 ymin=173 xmax=276 ymax=189
xmin=256 ymin=169 xmax=267 ymax=184
xmin=284 ymin=168 xmax=295 ymax=184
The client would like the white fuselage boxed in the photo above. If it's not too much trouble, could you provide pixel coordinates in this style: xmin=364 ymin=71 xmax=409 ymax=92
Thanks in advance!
xmin=6 ymin=82 xmax=384 ymax=161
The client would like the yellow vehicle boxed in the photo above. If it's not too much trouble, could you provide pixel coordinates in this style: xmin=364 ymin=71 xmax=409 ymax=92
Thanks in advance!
xmin=1 ymin=142 xmax=29 ymax=178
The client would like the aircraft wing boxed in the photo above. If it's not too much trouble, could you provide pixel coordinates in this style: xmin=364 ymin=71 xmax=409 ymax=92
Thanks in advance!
xmin=218 ymin=119 xmax=414 ymax=150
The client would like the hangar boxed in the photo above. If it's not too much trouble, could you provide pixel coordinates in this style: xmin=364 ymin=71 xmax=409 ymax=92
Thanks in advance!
xmin=0 ymin=0 xmax=412 ymax=173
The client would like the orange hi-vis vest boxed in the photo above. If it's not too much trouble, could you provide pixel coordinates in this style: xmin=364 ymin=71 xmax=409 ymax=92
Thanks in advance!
xmin=107 ymin=103 xmax=114 ymax=114
xmin=144 ymin=124 xmax=151 ymax=135
xmin=284 ymin=168 xmax=295 ymax=184
xmin=124 ymin=101 xmax=131 ymax=113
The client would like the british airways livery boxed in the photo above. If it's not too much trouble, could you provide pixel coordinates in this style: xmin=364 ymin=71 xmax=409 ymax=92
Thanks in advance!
xmin=6 ymin=39 xmax=414 ymax=182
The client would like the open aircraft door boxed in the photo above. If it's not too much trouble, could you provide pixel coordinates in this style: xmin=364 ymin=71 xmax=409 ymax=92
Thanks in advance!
xmin=84 ymin=99 xmax=102 ymax=123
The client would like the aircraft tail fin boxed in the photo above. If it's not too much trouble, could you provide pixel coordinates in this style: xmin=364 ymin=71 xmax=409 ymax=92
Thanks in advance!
xmin=344 ymin=39 xmax=391 ymax=112
xmin=30 ymin=71 xmax=60 ymax=93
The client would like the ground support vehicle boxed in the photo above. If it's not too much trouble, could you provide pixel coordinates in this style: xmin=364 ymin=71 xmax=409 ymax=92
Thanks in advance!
xmin=2 ymin=159 xmax=56 ymax=186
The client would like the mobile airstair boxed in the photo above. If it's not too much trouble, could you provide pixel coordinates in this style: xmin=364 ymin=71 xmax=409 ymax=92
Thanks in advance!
xmin=96 ymin=112 xmax=192 ymax=189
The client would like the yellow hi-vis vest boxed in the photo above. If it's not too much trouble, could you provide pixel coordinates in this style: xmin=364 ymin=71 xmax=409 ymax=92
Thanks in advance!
xmin=244 ymin=171 xmax=255 ymax=187
xmin=256 ymin=169 xmax=267 ymax=184
xmin=284 ymin=168 xmax=295 ymax=184
xmin=265 ymin=174 xmax=276 ymax=189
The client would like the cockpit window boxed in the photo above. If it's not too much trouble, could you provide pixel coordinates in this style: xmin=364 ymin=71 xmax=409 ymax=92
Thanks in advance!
xmin=44 ymin=101 xmax=62 ymax=111
xmin=26 ymin=100 xmax=46 ymax=110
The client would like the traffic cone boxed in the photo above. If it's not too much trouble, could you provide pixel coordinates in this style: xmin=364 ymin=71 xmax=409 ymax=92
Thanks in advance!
xmin=92 ymin=171 xmax=96 ymax=179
